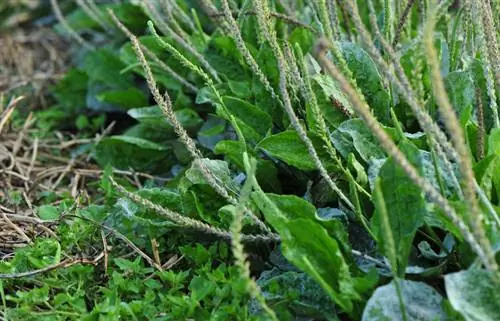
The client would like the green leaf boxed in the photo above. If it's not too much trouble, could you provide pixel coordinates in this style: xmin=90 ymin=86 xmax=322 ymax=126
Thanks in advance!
xmin=127 ymin=107 xmax=202 ymax=132
xmin=257 ymin=131 xmax=314 ymax=170
xmin=37 ymin=205 xmax=60 ymax=220
xmin=348 ymin=153 xmax=368 ymax=186
xmin=205 ymin=36 xmax=248 ymax=81
xmin=444 ymin=71 xmax=475 ymax=118
xmin=181 ymin=159 xmax=239 ymax=196
xmin=445 ymin=269 xmax=500 ymax=321
xmin=137 ymin=188 xmax=183 ymax=212
xmin=227 ymin=80 xmax=252 ymax=98
xmin=97 ymin=88 xmax=148 ymax=109
xmin=341 ymin=42 xmax=391 ymax=124
xmin=256 ymin=43 xmax=279 ymax=86
xmin=214 ymin=140 xmax=247 ymax=168
xmin=470 ymin=59 xmax=496 ymax=132
xmin=487 ymin=129 xmax=500 ymax=200
xmin=84 ymin=49 xmax=133 ymax=88
xmin=257 ymin=131 xmax=333 ymax=171
xmin=189 ymin=276 xmax=216 ymax=301
xmin=13 ymin=284 xmax=50 ymax=305
xmin=120 ymin=35 xmax=185 ymax=90
xmin=371 ymin=141 xmax=425 ymax=276
xmin=313 ymin=74 xmax=354 ymax=116
xmin=185 ymin=159 xmax=231 ymax=186
xmin=331 ymin=119 xmax=386 ymax=163
xmin=309 ymin=74 xmax=352 ymax=130
xmin=58 ymin=3 xmax=147 ymax=34
xmin=93 ymin=135 xmax=174 ymax=172
xmin=250 ymin=192 xmax=367 ymax=314
xmin=288 ymin=28 xmax=314 ymax=54
xmin=214 ymin=140 xmax=282 ymax=192
xmin=488 ymin=128 xmax=500 ymax=156
xmin=255 ymin=269 xmax=337 ymax=319
xmin=362 ymin=279 xmax=446 ymax=321
xmin=280 ymin=219 xmax=359 ymax=313
xmin=195 ymin=84 xmax=229 ymax=105
xmin=221 ymin=96 xmax=272 ymax=138
xmin=474 ymin=155 xmax=498 ymax=199
xmin=51 ymin=69 xmax=88 ymax=111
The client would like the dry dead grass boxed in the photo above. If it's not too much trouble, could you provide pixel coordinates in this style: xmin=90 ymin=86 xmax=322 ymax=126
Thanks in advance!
xmin=0 ymin=25 xmax=72 ymax=257
xmin=0 ymin=26 xmax=69 ymax=109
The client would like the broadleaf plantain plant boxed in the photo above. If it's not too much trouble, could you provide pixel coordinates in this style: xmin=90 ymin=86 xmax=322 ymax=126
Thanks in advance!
xmin=2 ymin=0 xmax=500 ymax=320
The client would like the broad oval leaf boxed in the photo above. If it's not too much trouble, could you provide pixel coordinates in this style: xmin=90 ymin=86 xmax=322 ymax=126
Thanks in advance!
xmin=97 ymin=87 xmax=147 ymax=110
xmin=254 ymin=269 xmax=337 ymax=319
xmin=181 ymin=158 xmax=240 ymax=196
xmin=94 ymin=135 xmax=173 ymax=172
xmin=257 ymin=131 xmax=334 ymax=171
xmin=250 ymin=192 xmax=374 ymax=315
xmin=331 ymin=119 xmax=386 ymax=163
xmin=127 ymin=107 xmax=202 ymax=131
xmin=281 ymin=219 xmax=359 ymax=313
xmin=445 ymin=269 xmax=500 ymax=321
xmin=222 ymin=96 xmax=272 ymax=138
xmin=444 ymin=71 xmax=475 ymax=118
xmin=371 ymin=141 xmax=425 ymax=276
xmin=258 ymin=131 xmax=315 ymax=170
xmin=341 ymin=42 xmax=391 ymax=124
xmin=362 ymin=279 xmax=446 ymax=321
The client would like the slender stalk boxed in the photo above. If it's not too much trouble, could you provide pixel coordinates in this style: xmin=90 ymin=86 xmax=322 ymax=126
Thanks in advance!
xmin=423 ymin=1 xmax=497 ymax=273
xmin=479 ymin=1 xmax=500 ymax=94
xmin=110 ymin=177 xmax=278 ymax=243
xmin=50 ymin=0 xmax=94 ymax=50
xmin=130 ymin=31 xmax=273 ymax=234
xmin=233 ymin=154 xmax=279 ymax=321
xmin=326 ymin=0 xmax=340 ymax=39
xmin=199 ymin=0 xmax=232 ymax=34
xmin=315 ymin=39 xmax=497 ymax=273
xmin=345 ymin=0 xmax=462 ymax=192
xmin=158 ymin=0 xmax=191 ymax=42
xmin=476 ymin=86 xmax=485 ymax=160
xmin=393 ymin=0 xmax=416 ymax=46
xmin=253 ymin=0 xmax=356 ymax=212
xmin=293 ymin=43 xmax=370 ymax=199
xmin=143 ymin=0 xmax=221 ymax=83
xmin=317 ymin=0 xmax=334 ymax=40
xmin=75 ymin=0 xmax=108 ymax=31
xmin=107 ymin=9 xmax=198 ymax=93
xmin=384 ymin=0 xmax=394 ymax=41
xmin=473 ymin=1 xmax=500 ymax=128
xmin=361 ymin=1 xmax=499 ymax=226
xmin=209 ymin=10 xmax=319 ymax=34
xmin=219 ymin=0 xmax=280 ymax=103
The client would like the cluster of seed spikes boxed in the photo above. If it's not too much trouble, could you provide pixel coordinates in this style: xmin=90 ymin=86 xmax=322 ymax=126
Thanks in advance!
xmin=53 ymin=0 xmax=500 ymax=311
